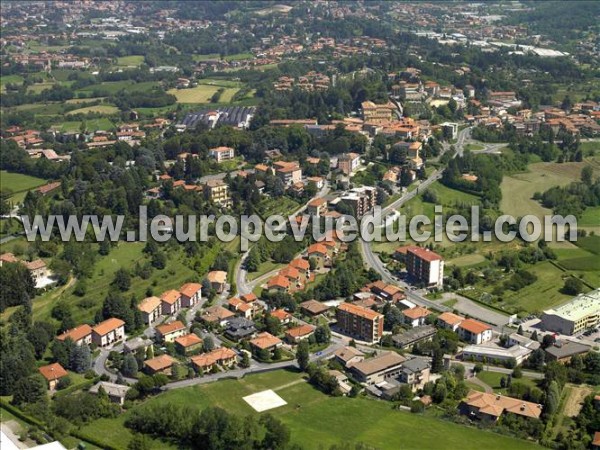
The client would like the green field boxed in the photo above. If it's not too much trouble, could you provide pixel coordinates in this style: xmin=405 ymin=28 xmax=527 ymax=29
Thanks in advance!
xmin=66 ymin=105 xmax=120 ymax=115
xmin=247 ymin=259 xmax=286 ymax=281
xmin=76 ymin=81 xmax=160 ymax=95
xmin=167 ymin=85 xmax=240 ymax=104
xmin=26 ymin=82 xmax=55 ymax=94
xmin=477 ymin=371 xmax=538 ymax=395
xmin=578 ymin=206 xmax=600 ymax=227
xmin=79 ymin=369 xmax=541 ymax=450
xmin=0 ymin=74 xmax=25 ymax=91
xmin=115 ymin=55 xmax=145 ymax=66
xmin=0 ymin=171 xmax=47 ymax=203
xmin=51 ymin=118 xmax=115 ymax=133
xmin=501 ymin=159 xmax=600 ymax=227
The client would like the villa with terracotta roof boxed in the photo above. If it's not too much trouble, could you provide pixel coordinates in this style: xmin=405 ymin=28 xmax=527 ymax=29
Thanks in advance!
xmin=179 ymin=282 xmax=202 ymax=308
xmin=460 ymin=390 xmax=542 ymax=421
xmin=240 ymin=293 xmax=257 ymax=303
xmin=160 ymin=289 xmax=182 ymax=315
xmin=144 ymin=354 xmax=176 ymax=375
xmin=279 ymin=266 xmax=303 ymax=284
xmin=56 ymin=324 xmax=92 ymax=346
xmin=289 ymin=258 xmax=310 ymax=274
xmin=92 ymin=318 xmax=125 ymax=347
xmin=174 ymin=333 xmax=203 ymax=355
xmin=402 ymin=306 xmax=432 ymax=328
xmin=307 ymin=243 xmax=329 ymax=267
xmin=250 ymin=332 xmax=282 ymax=355
xmin=437 ymin=312 xmax=465 ymax=332
xmin=191 ymin=347 xmax=237 ymax=372
xmin=39 ymin=362 xmax=69 ymax=390
xmin=207 ymin=270 xmax=227 ymax=293
xmin=270 ymin=308 xmax=293 ymax=324
xmin=137 ymin=296 xmax=162 ymax=325
xmin=285 ymin=324 xmax=316 ymax=343
xmin=336 ymin=302 xmax=384 ymax=343
xmin=267 ymin=275 xmax=290 ymax=293
xmin=228 ymin=297 xmax=254 ymax=319
xmin=458 ymin=319 xmax=493 ymax=344
xmin=209 ymin=146 xmax=235 ymax=163
xmin=155 ymin=320 xmax=187 ymax=342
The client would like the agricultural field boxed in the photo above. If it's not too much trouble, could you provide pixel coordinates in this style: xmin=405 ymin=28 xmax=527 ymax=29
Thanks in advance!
xmin=0 ymin=74 xmax=24 ymax=91
xmin=167 ymin=84 xmax=240 ymax=104
xmin=76 ymin=80 xmax=160 ymax=95
xmin=50 ymin=118 xmax=116 ymax=133
xmin=0 ymin=170 xmax=47 ymax=203
xmin=79 ymin=369 xmax=542 ymax=450
xmin=65 ymin=105 xmax=120 ymax=115
xmin=26 ymin=81 xmax=55 ymax=94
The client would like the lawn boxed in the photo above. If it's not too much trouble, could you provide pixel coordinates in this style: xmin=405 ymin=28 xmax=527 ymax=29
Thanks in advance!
xmin=477 ymin=371 xmax=538 ymax=395
xmin=81 ymin=369 xmax=541 ymax=450
xmin=256 ymin=197 xmax=301 ymax=218
xmin=51 ymin=118 xmax=115 ymax=133
xmin=247 ymin=259 xmax=286 ymax=281
xmin=33 ymin=242 xmax=198 ymax=325
xmin=500 ymin=158 xmax=600 ymax=223
xmin=578 ymin=206 xmax=600 ymax=227
xmin=115 ymin=55 xmax=145 ymax=66
xmin=76 ymin=81 xmax=160 ymax=95
xmin=167 ymin=85 xmax=240 ymax=104
xmin=464 ymin=143 xmax=484 ymax=151
xmin=0 ymin=170 xmax=47 ymax=203
xmin=66 ymin=105 xmax=120 ymax=115
xmin=192 ymin=53 xmax=221 ymax=62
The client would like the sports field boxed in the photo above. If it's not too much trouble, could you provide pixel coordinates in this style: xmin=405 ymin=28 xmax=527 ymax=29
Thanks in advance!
xmin=79 ymin=369 xmax=542 ymax=450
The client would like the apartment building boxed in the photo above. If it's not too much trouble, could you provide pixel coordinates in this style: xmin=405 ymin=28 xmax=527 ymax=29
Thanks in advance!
xmin=274 ymin=161 xmax=302 ymax=185
xmin=541 ymin=289 xmax=600 ymax=335
xmin=334 ymin=186 xmax=376 ymax=218
xmin=336 ymin=302 xmax=384 ymax=343
xmin=209 ymin=146 xmax=235 ymax=162
xmin=405 ymin=246 xmax=444 ymax=288
xmin=361 ymin=100 xmax=395 ymax=122
xmin=337 ymin=152 xmax=361 ymax=175
xmin=203 ymin=179 xmax=232 ymax=208
xmin=92 ymin=318 xmax=125 ymax=347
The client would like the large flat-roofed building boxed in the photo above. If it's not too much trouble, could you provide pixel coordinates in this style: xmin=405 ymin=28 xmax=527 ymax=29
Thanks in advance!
xmin=405 ymin=246 xmax=444 ymax=288
xmin=350 ymin=351 xmax=406 ymax=385
xmin=336 ymin=302 xmax=383 ymax=343
xmin=541 ymin=289 xmax=600 ymax=335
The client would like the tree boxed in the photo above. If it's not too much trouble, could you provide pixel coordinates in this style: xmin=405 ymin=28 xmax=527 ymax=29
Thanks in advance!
xmin=202 ymin=335 xmax=214 ymax=353
xmin=70 ymin=344 xmax=91 ymax=373
xmin=273 ymin=347 xmax=283 ymax=361
xmin=581 ymin=166 xmax=594 ymax=185
xmin=296 ymin=340 xmax=310 ymax=371
xmin=52 ymin=338 xmax=75 ymax=369
xmin=240 ymin=352 xmax=251 ymax=368
xmin=128 ymin=434 xmax=152 ymax=450
xmin=542 ymin=334 xmax=556 ymax=349
xmin=545 ymin=380 xmax=561 ymax=417
xmin=122 ymin=353 xmax=139 ymax=377
xmin=260 ymin=413 xmax=290 ymax=450
xmin=562 ymin=277 xmax=584 ymax=296
xmin=314 ymin=324 xmax=331 ymax=344
xmin=0 ymin=262 xmax=35 ymax=312
xmin=27 ymin=322 xmax=54 ymax=359
xmin=431 ymin=349 xmax=444 ymax=373
xmin=12 ymin=374 xmax=46 ymax=405
xmin=113 ymin=268 xmax=131 ymax=291
xmin=473 ymin=363 xmax=484 ymax=374
xmin=264 ymin=315 xmax=281 ymax=336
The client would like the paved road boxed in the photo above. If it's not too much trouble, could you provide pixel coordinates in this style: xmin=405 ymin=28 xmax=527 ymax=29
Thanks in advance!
xmin=235 ymin=181 xmax=330 ymax=296
xmin=456 ymin=359 xmax=544 ymax=380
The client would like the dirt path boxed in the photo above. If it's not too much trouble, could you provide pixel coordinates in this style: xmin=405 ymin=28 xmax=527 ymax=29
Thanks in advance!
xmin=273 ymin=378 xmax=307 ymax=391
xmin=469 ymin=376 xmax=493 ymax=393
xmin=563 ymin=384 xmax=592 ymax=417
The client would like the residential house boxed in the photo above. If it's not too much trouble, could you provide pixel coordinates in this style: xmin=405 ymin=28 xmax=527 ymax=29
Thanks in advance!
xmin=328 ymin=369 xmax=353 ymax=395
xmin=191 ymin=347 xmax=237 ymax=372
xmin=209 ymin=146 xmax=235 ymax=162
xmin=137 ymin=296 xmax=162 ymax=325
xmin=458 ymin=319 xmax=493 ymax=344
xmin=285 ymin=324 xmax=316 ymax=344
xmin=364 ymin=280 xmax=406 ymax=303
xmin=437 ymin=312 xmax=465 ymax=332
xmin=174 ymin=333 xmax=203 ymax=355
xmin=274 ymin=161 xmax=302 ymax=186
xmin=307 ymin=198 xmax=328 ymax=217
xmin=207 ymin=271 xmax=227 ymax=293
xmin=38 ymin=363 xmax=68 ymax=390
xmin=144 ymin=354 xmax=176 ymax=375
xmin=155 ymin=321 xmax=187 ymax=343
xmin=307 ymin=243 xmax=329 ymax=268
xmin=224 ymin=317 xmax=257 ymax=341
xmin=201 ymin=305 xmax=235 ymax=327
xmin=89 ymin=381 xmax=131 ymax=405
xmin=203 ymin=179 xmax=231 ymax=208
xmin=300 ymin=299 xmax=329 ymax=317
xmin=399 ymin=358 xmax=431 ymax=391
xmin=160 ymin=289 xmax=182 ymax=316
xmin=290 ymin=258 xmax=311 ymax=278
xmin=249 ymin=332 xmax=282 ymax=356
xmin=92 ymin=318 xmax=125 ymax=347
xmin=350 ymin=351 xmax=406 ymax=385
xmin=460 ymin=391 xmax=542 ymax=422
xmin=56 ymin=324 xmax=92 ymax=346
xmin=333 ymin=346 xmax=365 ymax=368
xmin=228 ymin=297 xmax=254 ymax=319
xmin=336 ymin=302 xmax=384 ymax=343
xmin=270 ymin=309 xmax=293 ymax=324
xmin=402 ymin=306 xmax=432 ymax=328
xmin=392 ymin=325 xmax=436 ymax=349
xmin=267 ymin=275 xmax=290 ymax=293
xmin=179 ymin=282 xmax=202 ymax=308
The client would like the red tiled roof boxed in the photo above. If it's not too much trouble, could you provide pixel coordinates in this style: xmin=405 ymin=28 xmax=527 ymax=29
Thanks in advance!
xmin=337 ymin=302 xmax=382 ymax=321
xmin=174 ymin=333 xmax=202 ymax=348
xmin=144 ymin=354 xmax=175 ymax=372
xmin=250 ymin=332 xmax=282 ymax=350
xmin=459 ymin=318 xmax=491 ymax=335
xmin=290 ymin=258 xmax=310 ymax=271
xmin=307 ymin=243 xmax=328 ymax=256
xmin=156 ymin=321 xmax=186 ymax=336
xmin=267 ymin=275 xmax=290 ymax=289
xmin=161 ymin=289 xmax=181 ymax=305
xmin=438 ymin=312 xmax=464 ymax=326
xmin=407 ymin=247 xmax=442 ymax=262
xmin=285 ymin=324 xmax=315 ymax=339
xmin=57 ymin=324 xmax=92 ymax=342
xmin=402 ymin=306 xmax=431 ymax=320
xmin=138 ymin=296 xmax=161 ymax=314
xmin=270 ymin=309 xmax=292 ymax=321
xmin=179 ymin=282 xmax=201 ymax=298
xmin=93 ymin=318 xmax=125 ymax=336
xmin=39 ymin=362 xmax=68 ymax=381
